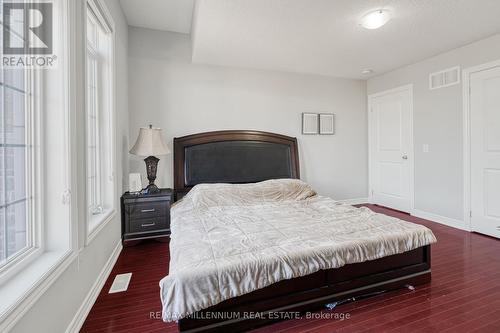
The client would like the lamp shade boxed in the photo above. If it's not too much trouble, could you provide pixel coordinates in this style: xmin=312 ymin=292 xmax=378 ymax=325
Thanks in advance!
xmin=129 ymin=126 xmax=170 ymax=157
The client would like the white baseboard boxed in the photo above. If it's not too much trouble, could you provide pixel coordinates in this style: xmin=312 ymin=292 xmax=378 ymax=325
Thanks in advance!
xmin=337 ymin=198 xmax=369 ymax=205
xmin=411 ymin=209 xmax=468 ymax=231
xmin=65 ymin=241 xmax=122 ymax=333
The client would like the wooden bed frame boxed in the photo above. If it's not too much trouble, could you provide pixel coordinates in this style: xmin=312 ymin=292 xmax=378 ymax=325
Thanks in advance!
xmin=172 ymin=130 xmax=431 ymax=333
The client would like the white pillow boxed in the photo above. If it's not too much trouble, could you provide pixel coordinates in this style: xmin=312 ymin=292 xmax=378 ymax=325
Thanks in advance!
xmin=185 ymin=179 xmax=316 ymax=208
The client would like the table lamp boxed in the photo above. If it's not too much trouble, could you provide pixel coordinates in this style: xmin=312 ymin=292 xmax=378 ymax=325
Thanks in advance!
xmin=129 ymin=125 xmax=170 ymax=193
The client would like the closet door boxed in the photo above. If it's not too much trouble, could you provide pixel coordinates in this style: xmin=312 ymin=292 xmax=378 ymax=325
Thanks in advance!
xmin=470 ymin=66 xmax=500 ymax=238
xmin=369 ymin=86 xmax=413 ymax=213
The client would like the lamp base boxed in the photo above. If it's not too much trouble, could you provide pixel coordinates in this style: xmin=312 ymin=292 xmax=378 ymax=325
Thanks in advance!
xmin=144 ymin=155 xmax=160 ymax=194
xmin=145 ymin=183 xmax=160 ymax=193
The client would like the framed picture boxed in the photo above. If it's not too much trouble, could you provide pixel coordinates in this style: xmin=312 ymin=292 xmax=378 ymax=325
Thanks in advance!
xmin=302 ymin=113 xmax=319 ymax=134
xmin=129 ymin=173 xmax=142 ymax=192
xmin=319 ymin=113 xmax=335 ymax=135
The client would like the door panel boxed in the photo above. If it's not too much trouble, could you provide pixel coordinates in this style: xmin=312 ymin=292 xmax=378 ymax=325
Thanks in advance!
xmin=379 ymin=162 xmax=402 ymax=196
xmin=370 ymin=88 xmax=412 ymax=212
xmin=484 ymin=169 xmax=500 ymax=218
xmin=378 ymin=102 xmax=402 ymax=151
xmin=470 ymin=66 xmax=500 ymax=238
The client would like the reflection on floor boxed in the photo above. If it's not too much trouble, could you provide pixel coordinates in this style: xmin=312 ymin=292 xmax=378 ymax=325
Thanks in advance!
xmin=81 ymin=204 xmax=500 ymax=333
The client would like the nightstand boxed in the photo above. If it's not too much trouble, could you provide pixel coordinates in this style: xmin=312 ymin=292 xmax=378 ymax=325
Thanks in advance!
xmin=121 ymin=188 xmax=173 ymax=245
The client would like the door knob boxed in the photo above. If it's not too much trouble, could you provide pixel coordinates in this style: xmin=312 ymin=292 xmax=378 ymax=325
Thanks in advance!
xmin=402 ymin=155 xmax=408 ymax=160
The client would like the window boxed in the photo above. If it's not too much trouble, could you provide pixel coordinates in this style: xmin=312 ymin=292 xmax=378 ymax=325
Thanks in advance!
xmin=0 ymin=68 xmax=34 ymax=269
xmin=86 ymin=18 xmax=101 ymax=215
xmin=85 ymin=2 xmax=115 ymax=236
xmin=0 ymin=6 xmax=38 ymax=271
xmin=0 ymin=0 xmax=76 ymax=325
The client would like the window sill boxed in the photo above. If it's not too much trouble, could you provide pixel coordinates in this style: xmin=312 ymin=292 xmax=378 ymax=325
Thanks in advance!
xmin=0 ymin=247 xmax=43 ymax=286
xmin=0 ymin=249 xmax=76 ymax=332
xmin=86 ymin=208 xmax=116 ymax=245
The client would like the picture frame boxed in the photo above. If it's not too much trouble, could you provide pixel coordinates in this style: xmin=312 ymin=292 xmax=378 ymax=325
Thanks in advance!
xmin=302 ymin=113 xmax=319 ymax=134
xmin=319 ymin=113 xmax=335 ymax=135
xmin=129 ymin=173 xmax=142 ymax=192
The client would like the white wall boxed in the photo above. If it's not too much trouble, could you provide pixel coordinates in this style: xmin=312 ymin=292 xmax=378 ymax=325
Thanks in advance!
xmin=367 ymin=33 xmax=500 ymax=223
xmin=128 ymin=27 xmax=368 ymax=200
xmin=8 ymin=0 xmax=128 ymax=332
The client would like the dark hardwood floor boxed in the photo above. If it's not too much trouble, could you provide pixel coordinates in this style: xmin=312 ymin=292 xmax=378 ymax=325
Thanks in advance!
xmin=80 ymin=204 xmax=500 ymax=333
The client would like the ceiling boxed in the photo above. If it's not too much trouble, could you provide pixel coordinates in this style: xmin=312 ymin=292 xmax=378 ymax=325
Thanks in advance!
xmin=120 ymin=0 xmax=500 ymax=79
xmin=119 ymin=0 xmax=194 ymax=34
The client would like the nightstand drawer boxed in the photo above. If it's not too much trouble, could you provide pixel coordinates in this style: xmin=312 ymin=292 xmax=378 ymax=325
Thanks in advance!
xmin=121 ymin=188 xmax=173 ymax=245
xmin=127 ymin=201 xmax=169 ymax=219
xmin=129 ymin=217 xmax=169 ymax=233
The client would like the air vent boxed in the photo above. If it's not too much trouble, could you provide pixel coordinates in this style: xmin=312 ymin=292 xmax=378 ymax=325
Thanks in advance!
xmin=109 ymin=273 xmax=132 ymax=293
xmin=429 ymin=66 xmax=460 ymax=90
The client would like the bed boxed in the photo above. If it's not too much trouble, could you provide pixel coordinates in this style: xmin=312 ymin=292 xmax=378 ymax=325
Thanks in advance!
xmin=160 ymin=130 xmax=436 ymax=333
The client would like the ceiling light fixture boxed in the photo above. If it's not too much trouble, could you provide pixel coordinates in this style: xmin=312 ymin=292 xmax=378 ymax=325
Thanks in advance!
xmin=361 ymin=9 xmax=391 ymax=29
xmin=361 ymin=69 xmax=374 ymax=75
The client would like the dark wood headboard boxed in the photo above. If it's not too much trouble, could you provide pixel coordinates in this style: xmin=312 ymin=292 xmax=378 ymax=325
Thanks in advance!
xmin=173 ymin=130 xmax=300 ymax=198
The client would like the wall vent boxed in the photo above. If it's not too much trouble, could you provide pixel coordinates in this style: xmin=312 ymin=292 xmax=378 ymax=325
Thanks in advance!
xmin=429 ymin=66 xmax=460 ymax=90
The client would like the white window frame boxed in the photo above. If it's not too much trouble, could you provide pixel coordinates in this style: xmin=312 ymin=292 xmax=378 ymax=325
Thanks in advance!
xmin=0 ymin=0 xmax=76 ymax=330
xmin=0 ymin=30 xmax=43 ymax=284
xmin=86 ymin=29 xmax=102 ymax=215
xmin=84 ymin=0 xmax=116 ymax=244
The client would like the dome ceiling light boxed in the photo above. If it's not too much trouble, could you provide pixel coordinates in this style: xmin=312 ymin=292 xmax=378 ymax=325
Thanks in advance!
xmin=361 ymin=9 xmax=391 ymax=29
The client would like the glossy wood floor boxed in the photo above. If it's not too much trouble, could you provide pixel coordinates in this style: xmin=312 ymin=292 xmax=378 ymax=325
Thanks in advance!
xmin=81 ymin=205 xmax=500 ymax=333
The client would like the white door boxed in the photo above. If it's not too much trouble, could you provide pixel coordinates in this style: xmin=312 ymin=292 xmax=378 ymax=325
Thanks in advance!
xmin=369 ymin=86 xmax=413 ymax=212
xmin=470 ymin=66 xmax=500 ymax=238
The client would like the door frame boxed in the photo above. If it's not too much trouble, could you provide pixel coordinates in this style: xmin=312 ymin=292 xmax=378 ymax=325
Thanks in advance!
xmin=462 ymin=59 xmax=500 ymax=231
xmin=368 ymin=84 xmax=415 ymax=213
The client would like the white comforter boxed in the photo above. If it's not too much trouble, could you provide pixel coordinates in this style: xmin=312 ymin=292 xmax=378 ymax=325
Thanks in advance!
xmin=159 ymin=179 xmax=436 ymax=321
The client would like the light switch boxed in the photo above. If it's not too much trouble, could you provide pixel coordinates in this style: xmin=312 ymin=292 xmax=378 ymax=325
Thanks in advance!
xmin=422 ymin=144 xmax=429 ymax=153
